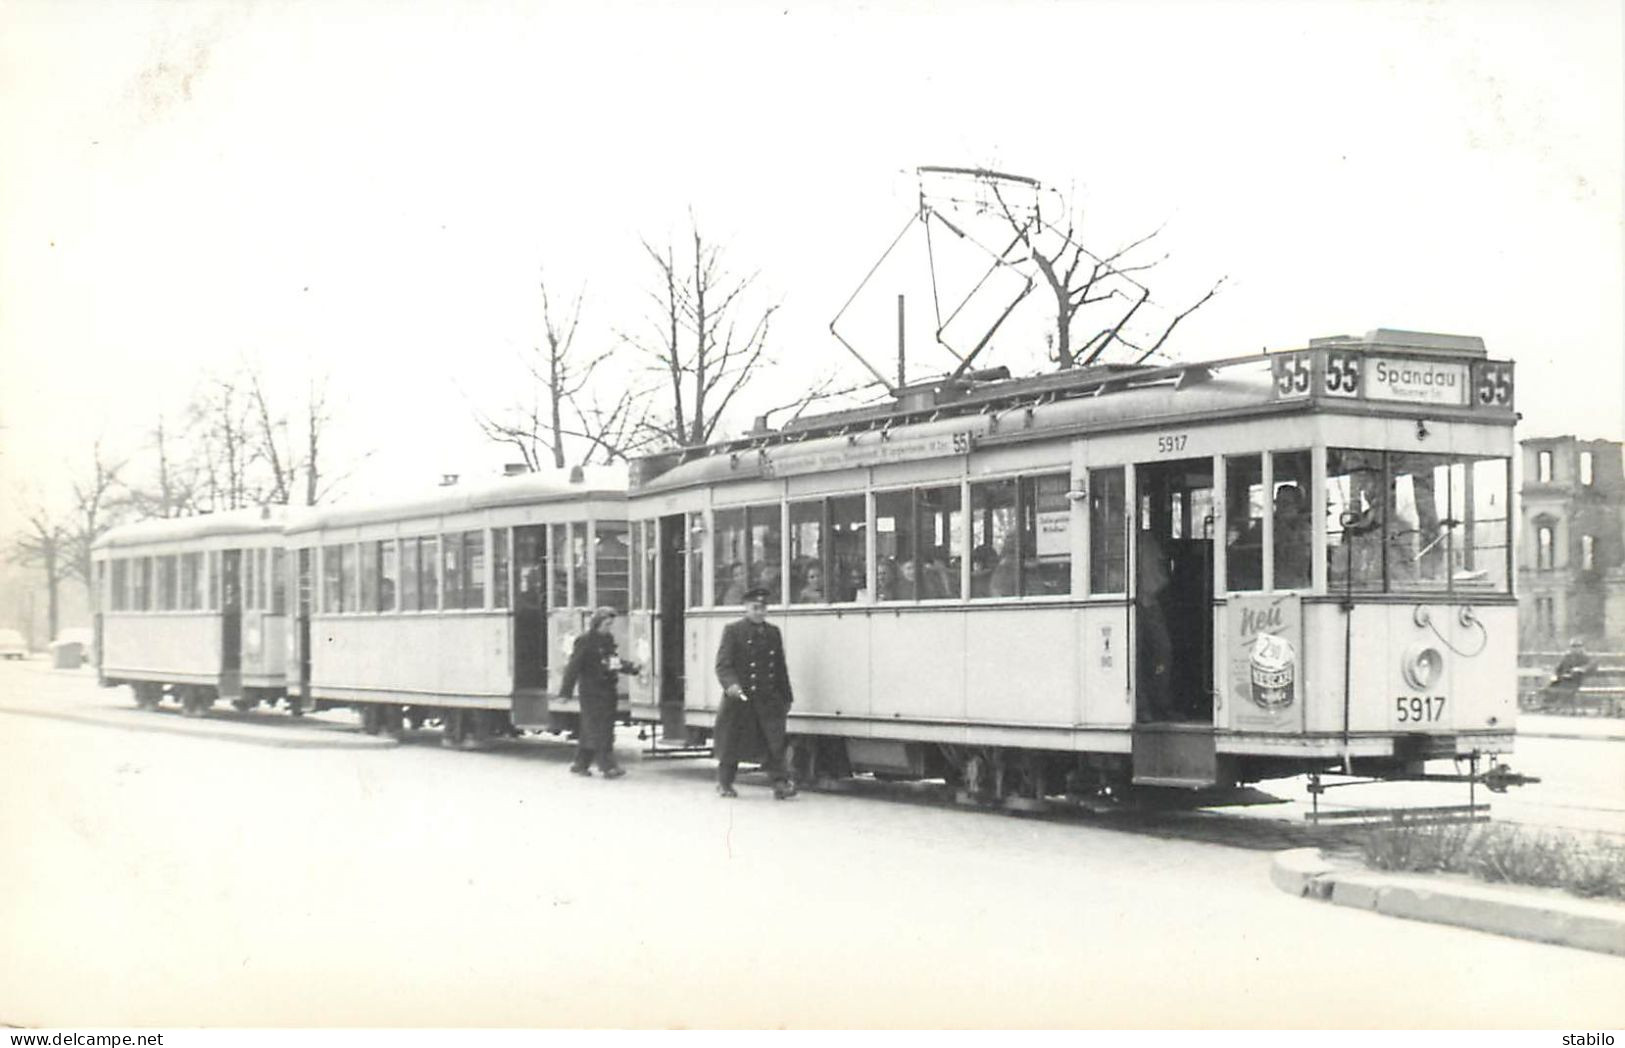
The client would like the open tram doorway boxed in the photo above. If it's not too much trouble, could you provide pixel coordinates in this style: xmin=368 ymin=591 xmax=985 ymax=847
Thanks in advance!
xmin=512 ymin=526 xmax=549 ymax=691
xmin=656 ymin=514 xmax=688 ymax=736
xmin=1134 ymin=459 xmax=1214 ymax=725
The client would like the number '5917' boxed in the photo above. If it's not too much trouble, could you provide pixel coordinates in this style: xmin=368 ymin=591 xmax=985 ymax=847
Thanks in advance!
xmin=1395 ymin=696 xmax=1446 ymax=723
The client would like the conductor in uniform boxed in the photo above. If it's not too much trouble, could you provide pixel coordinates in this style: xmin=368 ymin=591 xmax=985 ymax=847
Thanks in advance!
xmin=713 ymin=586 xmax=797 ymax=799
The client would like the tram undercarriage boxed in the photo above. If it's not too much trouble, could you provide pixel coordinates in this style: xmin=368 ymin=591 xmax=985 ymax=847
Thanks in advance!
xmin=770 ymin=730 xmax=1534 ymax=816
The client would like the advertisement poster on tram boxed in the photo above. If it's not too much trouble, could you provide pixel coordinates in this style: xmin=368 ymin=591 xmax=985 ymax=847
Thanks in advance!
xmin=1227 ymin=594 xmax=1304 ymax=732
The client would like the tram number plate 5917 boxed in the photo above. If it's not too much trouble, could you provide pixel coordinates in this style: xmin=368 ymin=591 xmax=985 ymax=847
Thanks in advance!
xmin=1394 ymin=695 xmax=1446 ymax=724
xmin=1156 ymin=433 xmax=1188 ymax=454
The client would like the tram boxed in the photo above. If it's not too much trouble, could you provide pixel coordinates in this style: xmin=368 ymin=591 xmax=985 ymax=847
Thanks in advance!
xmin=282 ymin=467 xmax=636 ymax=744
xmin=93 ymin=510 xmax=291 ymax=715
xmin=626 ymin=329 xmax=1522 ymax=798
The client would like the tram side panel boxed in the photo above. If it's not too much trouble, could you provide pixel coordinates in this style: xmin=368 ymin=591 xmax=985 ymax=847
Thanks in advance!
xmin=101 ymin=612 xmax=223 ymax=686
xmin=309 ymin=614 xmax=512 ymax=707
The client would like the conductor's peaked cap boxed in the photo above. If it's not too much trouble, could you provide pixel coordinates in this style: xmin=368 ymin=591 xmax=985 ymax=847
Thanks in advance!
xmin=743 ymin=587 xmax=771 ymax=604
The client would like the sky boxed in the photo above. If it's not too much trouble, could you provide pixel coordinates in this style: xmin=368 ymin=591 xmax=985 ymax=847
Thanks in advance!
xmin=1 ymin=0 xmax=1621 ymax=530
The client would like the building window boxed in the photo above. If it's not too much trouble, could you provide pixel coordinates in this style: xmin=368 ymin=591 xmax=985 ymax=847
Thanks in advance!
xmin=1536 ymin=596 xmax=1555 ymax=638
xmin=1582 ymin=534 xmax=1596 ymax=571
xmin=1581 ymin=451 xmax=1594 ymax=487
xmin=1537 ymin=450 xmax=1553 ymax=483
xmin=1537 ymin=525 xmax=1554 ymax=571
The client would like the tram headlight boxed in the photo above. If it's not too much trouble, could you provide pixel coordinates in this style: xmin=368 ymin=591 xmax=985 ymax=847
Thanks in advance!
xmin=1402 ymin=643 xmax=1444 ymax=690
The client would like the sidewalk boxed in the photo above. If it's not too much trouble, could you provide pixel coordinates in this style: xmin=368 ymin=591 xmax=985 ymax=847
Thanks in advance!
xmin=1272 ymin=847 xmax=1625 ymax=956
xmin=1518 ymin=713 xmax=1625 ymax=742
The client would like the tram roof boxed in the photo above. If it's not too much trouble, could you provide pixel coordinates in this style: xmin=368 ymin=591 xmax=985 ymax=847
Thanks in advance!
xmin=94 ymin=508 xmax=288 ymax=552
xmin=284 ymin=465 xmax=628 ymax=534
xmin=631 ymin=332 xmax=1509 ymax=495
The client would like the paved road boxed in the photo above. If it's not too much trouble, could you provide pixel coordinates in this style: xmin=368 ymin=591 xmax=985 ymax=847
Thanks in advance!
xmin=2 ymin=660 xmax=1621 ymax=1028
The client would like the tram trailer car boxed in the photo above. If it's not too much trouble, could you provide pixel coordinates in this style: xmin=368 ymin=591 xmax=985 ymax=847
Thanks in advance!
xmin=628 ymin=329 xmax=1522 ymax=799
xmin=93 ymin=511 xmax=291 ymax=715
xmin=283 ymin=467 xmax=650 ymax=745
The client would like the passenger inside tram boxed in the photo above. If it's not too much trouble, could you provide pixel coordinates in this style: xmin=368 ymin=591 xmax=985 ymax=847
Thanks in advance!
xmin=720 ymin=562 xmax=749 ymax=604
xmin=752 ymin=560 xmax=782 ymax=603
xmin=1272 ymin=483 xmax=1310 ymax=588
xmin=795 ymin=562 xmax=824 ymax=603
xmin=895 ymin=558 xmax=919 ymax=600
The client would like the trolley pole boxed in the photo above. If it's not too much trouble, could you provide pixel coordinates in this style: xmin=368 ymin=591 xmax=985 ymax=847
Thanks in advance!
xmin=897 ymin=293 xmax=906 ymax=389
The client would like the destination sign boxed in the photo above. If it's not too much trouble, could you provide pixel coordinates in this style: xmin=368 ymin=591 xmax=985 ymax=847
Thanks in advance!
xmin=1362 ymin=356 xmax=1469 ymax=405
xmin=761 ymin=427 xmax=981 ymax=478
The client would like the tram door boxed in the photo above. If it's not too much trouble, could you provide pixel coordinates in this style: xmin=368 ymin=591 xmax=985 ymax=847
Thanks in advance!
xmin=656 ymin=514 xmax=688 ymax=735
xmin=512 ymin=526 xmax=549 ymax=690
xmin=1132 ymin=459 xmax=1218 ymax=785
xmin=220 ymin=549 xmax=243 ymax=693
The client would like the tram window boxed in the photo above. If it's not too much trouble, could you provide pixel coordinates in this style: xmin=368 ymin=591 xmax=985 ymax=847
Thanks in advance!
xmin=322 ymin=545 xmax=343 ymax=613
xmin=490 ymin=529 xmax=509 ymax=610
xmin=111 ymin=559 xmax=128 ymax=612
xmin=970 ymin=479 xmax=1017 ymax=598
xmin=377 ymin=541 xmax=397 ymax=612
xmin=420 ymin=536 xmax=440 ymax=611
xmin=207 ymin=552 xmax=218 ymax=611
xmin=360 ymin=541 xmax=380 ymax=612
xmin=137 ymin=557 xmax=153 ymax=611
xmin=401 ymin=539 xmax=420 ymax=611
xmin=156 ymin=555 xmax=176 ymax=611
xmin=570 ymin=523 xmax=588 ymax=607
xmin=443 ymin=535 xmax=465 ymax=610
xmin=341 ymin=543 xmax=359 ymax=613
xmin=629 ymin=525 xmax=643 ymax=611
xmin=828 ymin=496 xmax=866 ymax=603
xmin=1019 ymin=474 xmax=1071 ymax=596
xmin=1226 ymin=454 xmax=1264 ymax=591
xmin=1389 ymin=452 xmax=1455 ymax=592
xmin=1272 ymin=451 xmax=1312 ymax=590
xmin=242 ymin=553 xmax=255 ymax=612
xmin=271 ymin=548 xmax=287 ymax=615
xmin=465 ymin=531 xmax=487 ymax=610
xmin=789 ymin=501 xmax=825 ymax=603
xmin=714 ymin=508 xmax=748 ymax=605
xmin=178 ymin=553 xmax=198 ymax=611
xmin=918 ymin=485 xmax=962 ymax=599
xmin=595 ymin=522 xmax=629 ymax=613
xmin=550 ymin=524 xmax=569 ymax=607
xmin=747 ymin=505 xmax=783 ymax=604
xmin=1326 ymin=449 xmax=1385 ymax=592
xmin=514 ymin=528 xmax=544 ymax=611
xmin=1089 ymin=468 xmax=1126 ymax=595
xmin=642 ymin=521 xmax=658 ymax=609
xmin=874 ymin=490 xmax=916 ymax=601
xmin=1468 ymin=458 xmax=1511 ymax=589
xmin=686 ymin=513 xmax=704 ymax=607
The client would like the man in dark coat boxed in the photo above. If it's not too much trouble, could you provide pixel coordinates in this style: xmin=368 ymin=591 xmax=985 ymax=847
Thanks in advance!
xmin=714 ymin=587 xmax=796 ymax=799
xmin=559 ymin=606 xmax=639 ymax=777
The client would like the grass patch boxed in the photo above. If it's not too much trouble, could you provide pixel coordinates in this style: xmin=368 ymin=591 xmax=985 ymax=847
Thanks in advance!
xmin=1362 ymin=822 xmax=1625 ymax=901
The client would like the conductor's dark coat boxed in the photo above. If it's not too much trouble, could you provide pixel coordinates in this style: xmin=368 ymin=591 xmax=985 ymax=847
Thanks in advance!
xmin=714 ymin=618 xmax=793 ymax=765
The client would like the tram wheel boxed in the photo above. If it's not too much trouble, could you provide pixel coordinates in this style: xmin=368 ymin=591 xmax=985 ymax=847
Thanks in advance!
xmin=359 ymin=704 xmax=382 ymax=735
xmin=380 ymin=704 xmax=405 ymax=739
xmin=441 ymin=709 xmax=469 ymax=748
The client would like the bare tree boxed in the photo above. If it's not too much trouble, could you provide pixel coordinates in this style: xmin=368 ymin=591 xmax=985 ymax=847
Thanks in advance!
xmin=992 ymin=185 xmax=1225 ymax=368
xmin=66 ymin=440 xmax=127 ymax=598
xmin=475 ymin=273 xmax=627 ymax=470
xmin=9 ymin=503 xmax=70 ymax=645
xmin=249 ymin=370 xmax=294 ymax=506
xmin=628 ymin=217 xmax=778 ymax=448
